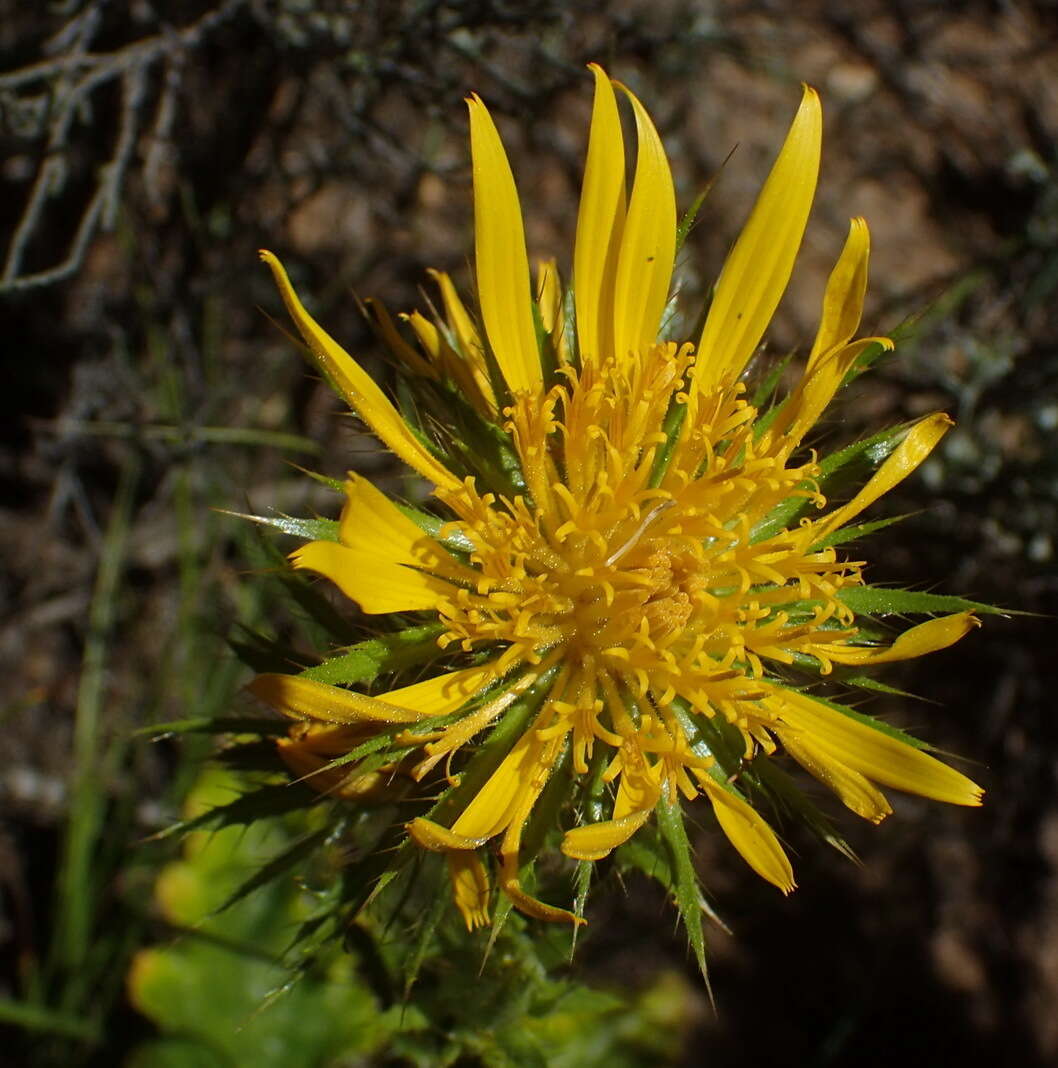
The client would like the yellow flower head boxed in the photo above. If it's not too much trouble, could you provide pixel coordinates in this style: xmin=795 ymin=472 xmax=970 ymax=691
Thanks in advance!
xmin=250 ymin=66 xmax=983 ymax=934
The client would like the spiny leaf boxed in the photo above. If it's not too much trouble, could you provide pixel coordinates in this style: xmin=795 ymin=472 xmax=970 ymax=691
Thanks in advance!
xmin=403 ymin=863 xmax=451 ymax=997
xmin=812 ymin=512 xmax=909 ymax=549
xmin=148 ymin=783 xmax=323 ymax=841
xmin=572 ymin=860 xmax=593 ymax=929
xmin=221 ymin=509 xmax=339 ymax=542
xmin=840 ymin=337 xmax=891 ymax=384
xmin=395 ymin=504 xmax=476 ymax=553
xmin=839 ymin=586 xmax=1007 ymax=617
xmin=750 ymin=423 xmax=910 ymax=543
xmin=297 ymin=623 xmax=446 ymax=686
xmin=837 ymin=674 xmax=919 ymax=699
xmin=675 ymin=183 xmax=712 ymax=255
xmin=227 ymin=624 xmax=314 ymax=676
xmin=136 ymin=716 xmax=290 ymax=739
xmin=616 ymin=829 xmax=675 ymax=891
xmin=655 ymin=795 xmax=710 ymax=992
xmin=210 ymin=827 xmax=333 ymax=917
xmin=669 ymin=698 xmax=743 ymax=779
xmin=286 ymin=462 xmax=344 ymax=492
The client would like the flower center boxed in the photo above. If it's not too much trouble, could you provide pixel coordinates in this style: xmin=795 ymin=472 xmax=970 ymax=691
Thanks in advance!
xmin=434 ymin=343 xmax=863 ymax=699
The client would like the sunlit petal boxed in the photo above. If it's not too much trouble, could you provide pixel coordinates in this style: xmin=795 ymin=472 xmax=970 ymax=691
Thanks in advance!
xmin=693 ymin=86 xmax=822 ymax=393
xmin=611 ymin=81 xmax=676 ymax=364
xmin=574 ymin=64 xmax=626 ymax=365
xmin=259 ymin=250 xmax=459 ymax=491
xmin=467 ymin=94 xmax=542 ymax=396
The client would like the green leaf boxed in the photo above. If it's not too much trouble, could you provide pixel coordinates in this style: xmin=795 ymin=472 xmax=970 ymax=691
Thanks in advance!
xmin=840 ymin=337 xmax=890 ymax=383
xmin=402 ymin=866 xmax=454 ymax=998
xmin=750 ymin=423 xmax=910 ymax=543
xmin=838 ymin=586 xmax=1006 ymax=617
xmin=750 ymin=350 xmax=796 ymax=413
xmin=0 ymin=997 xmax=100 ymax=1041
xmin=286 ymin=463 xmax=344 ymax=492
xmin=655 ymin=796 xmax=710 ymax=991
xmin=837 ymin=674 xmax=918 ymax=699
xmin=396 ymin=504 xmax=476 ymax=552
xmin=675 ymin=184 xmax=710 ymax=254
xmin=749 ymin=757 xmax=856 ymax=861
xmin=298 ymin=623 xmax=446 ymax=686
xmin=136 ymin=717 xmax=290 ymax=739
xmin=210 ymin=827 xmax=333 ymax=916
xmin=649 ymin=400 xmax=687 ymax=489
xmin=221 ymin=509 xmax=339 ymax=542
xmin=616 ymin=829 xmax=675 ymax=892
xmin=812 ymin=512 xmax=909 ymax=549
xmin=149 ymin=782 xmax=323 ymax=841
xmin=129 ymin=770 xmax=393 ymax=1067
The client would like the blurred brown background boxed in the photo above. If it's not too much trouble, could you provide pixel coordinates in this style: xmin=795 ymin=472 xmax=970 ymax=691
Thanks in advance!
xmin=2 ymin=1 xmax=1057 ymax=1065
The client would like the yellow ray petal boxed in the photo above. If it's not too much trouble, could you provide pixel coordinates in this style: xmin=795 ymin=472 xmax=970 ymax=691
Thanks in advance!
xmin=807 ymin=216 xmax=871 ymax=369
xmin=778 ymin=336 xmax=893 ymax=449
xmin=382 ymin=662 xmax=501 ymax=716
xmin=247 ymin=673 xmax=427 ymax=724
xmin=813 ymin=412 xmax=953 ymax=540
xmin=501 ymin=862 xmax=585 ymax=926
xmin=777 ymin=729 xmax=892 ymax=822
xmin=467 ymin=94 xmax=542 ymax=396
xmin=449 ymin=728 xmax=543 ymax=841
xmin=611 ymin=81 xmax=676 ymax=363
xmin=427 ymin=268 xmax=497 ymax=413
xmin=291 ymin=540 xmax=452 ymax=614
xmin=363 ymin=298 xmax=436 ymax=379
xmin=276 ymin=726 xmax=394 ymax=802
xmin=497 ymin=732 xmax=584 ymax=926
xmin=412 ymin=660 xmax=549 ymax=780
xmin=407 ymin=818 xmax=490 ymax=851
xmin=574 ymin=64 xmax=626 ymax=366
xmin=823 ymin=612 xmax=980 ymax=666
xmin=428 ymin=268 xmax=483 ymax=360
xmin=770 ymin=689 xmax=984 ymax=806
xmin=259 ymin=251 xmax=458 ymax=491
xmin=698 ymin=776 xmax=796 ymax=892
xmin=338 ymin=473 xmax=475 ymax=584
xmin=447 ymin=851 xmax=491 ymax=929
xmin=403 ymin=310 xmax=442 ymax=360
xmin=694 ymin=86 xmax=822 ymax=393
xmin=612 ymin=758 xmax=662 ymax=821
xmin=536 ymin=259 xmax=570 ymax=364
xmin=561 ymin=808 xmax=652 ymax=861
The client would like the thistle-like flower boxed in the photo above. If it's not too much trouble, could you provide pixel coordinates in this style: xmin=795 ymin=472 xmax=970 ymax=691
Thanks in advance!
xmin=249 ymin=66 xmax=983 ymax=938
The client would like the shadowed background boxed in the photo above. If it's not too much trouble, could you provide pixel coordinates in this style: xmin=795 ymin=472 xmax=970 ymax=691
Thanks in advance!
xmin=2 ymin=1 xmax=1057 ymax=1065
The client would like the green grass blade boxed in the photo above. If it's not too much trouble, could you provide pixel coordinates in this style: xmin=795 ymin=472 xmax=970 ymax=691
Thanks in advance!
xmin=0 ymin=997 xmax=101 ymax=1041
xmin=54 ymin=453 xmax=140 ymax=994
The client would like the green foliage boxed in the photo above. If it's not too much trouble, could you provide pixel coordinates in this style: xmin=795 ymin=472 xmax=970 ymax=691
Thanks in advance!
xmin=655 ymin=796 xmax=712 ymax=990
xmin=130 ymin=769 xmax=695 ymax=1067
xmin=298 ymin=623 xmax=448 ymax=686
xmin=838 ymin=586 xmax=1009 ymax=617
